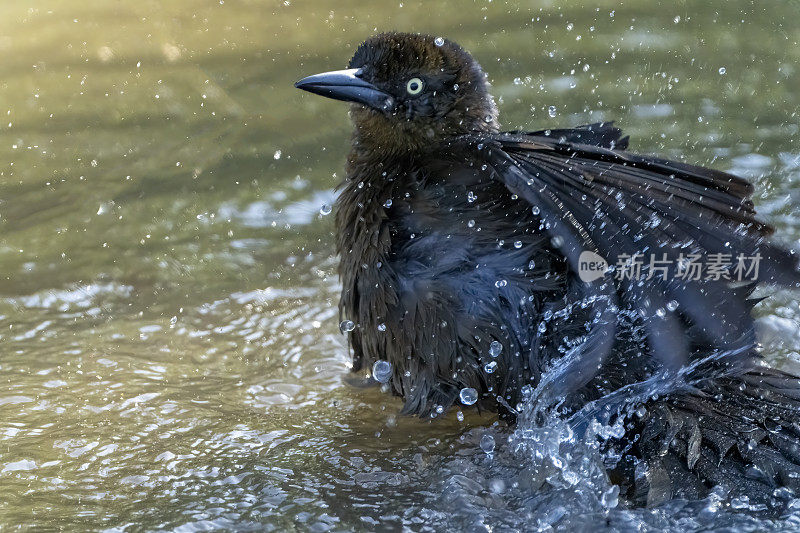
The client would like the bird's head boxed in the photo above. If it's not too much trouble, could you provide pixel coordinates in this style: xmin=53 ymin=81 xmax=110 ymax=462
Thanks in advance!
xmin=295 ymin=32 xmax=498 ymax=153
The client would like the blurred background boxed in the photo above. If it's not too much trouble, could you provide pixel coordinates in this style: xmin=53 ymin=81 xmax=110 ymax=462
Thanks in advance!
xmin=1 ymin=0 xmax=799 ymax=530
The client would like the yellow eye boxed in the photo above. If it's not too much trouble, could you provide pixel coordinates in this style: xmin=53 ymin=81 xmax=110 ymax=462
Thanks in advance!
xmin=406 ymin=77 xmax=424 ymax=95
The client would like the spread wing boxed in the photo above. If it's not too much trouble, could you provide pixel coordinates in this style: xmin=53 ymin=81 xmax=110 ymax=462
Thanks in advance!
xmin=455 ymin=122 xmax=800 ymax=402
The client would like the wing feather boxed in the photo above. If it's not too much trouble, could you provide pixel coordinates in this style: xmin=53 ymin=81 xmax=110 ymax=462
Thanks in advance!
xmin=450 ymin=125 xmax=799 ymax=400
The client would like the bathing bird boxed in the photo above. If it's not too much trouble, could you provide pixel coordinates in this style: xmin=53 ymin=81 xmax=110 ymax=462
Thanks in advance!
xmin=295 ymin=32 xmax=800 ymax=505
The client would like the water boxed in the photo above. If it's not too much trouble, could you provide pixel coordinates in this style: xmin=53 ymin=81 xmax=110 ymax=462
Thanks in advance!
xmin=2 ymin=1 xmax=800 ymax=530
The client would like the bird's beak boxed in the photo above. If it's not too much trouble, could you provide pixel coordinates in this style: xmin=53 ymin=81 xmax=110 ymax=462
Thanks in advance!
xmin=294 ymin=68 xmax=394 ymax=111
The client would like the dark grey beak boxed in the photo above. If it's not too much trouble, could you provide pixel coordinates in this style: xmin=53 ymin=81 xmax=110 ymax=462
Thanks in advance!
xmin=294 ymin=68 xmax=393 ymax=111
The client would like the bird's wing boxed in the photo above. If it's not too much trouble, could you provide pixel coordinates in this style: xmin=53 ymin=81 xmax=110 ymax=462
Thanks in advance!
xmin=454 ymin=124 xmax=799 ymax=402
xmin=509 ymin=121 xmax=630 ymax=150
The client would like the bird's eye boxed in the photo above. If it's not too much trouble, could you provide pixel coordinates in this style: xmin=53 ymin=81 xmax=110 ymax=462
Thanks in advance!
xmin=406 ymin=77 xmax=424 ymax=95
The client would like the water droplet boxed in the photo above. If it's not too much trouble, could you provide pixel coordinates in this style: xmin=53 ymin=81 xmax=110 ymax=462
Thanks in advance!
xmin=513 ymin=240 xmax=523 ymax=249
xmin=548 ymin=106 xmax=557 ymax=118
xmin=467 ymin=191 xmax=477 ymax=203
xmin=319 ymin=203 xmax=332 ymax=215
xmin=372 ymin=360 xmax=392 ymax=383
xmin=484 ymin=361 xmax=498 ymax=373
xmin=377 ymin=323 xmax=386 ymax=332
xmin=531 ymin=206 xmax=540 ymax=216
xmin=467 ymin=219 xmax=476 ymax=228
xmin=339 ymin=320 xmax=355 ymax=333
xmin=434 ymin=36 xmax=445 ymax=46
xmin=489 ymin=479 xmax=506 ymax=494
xmin=718 ymin=67 xmax=726 ymax=75
xmin=666 ymin=300 xmax=679 ymax=311
xmin=489 ymin=340 xmax=503 ymax=357
xmin=600 ymin=485 xmax=620 ymax=508
xmin=551 ymin=236 xmax=564 ymax=247
xmin=383 ymin=198 xmax=393 ymax=208
xmin=480 ymin=433 xmax=495 ymax=454
xmin=456 ymin=411 xmax=465 ymax=422
xmin=273 ymin=150 xmax=282 ymax=160
xmin=494 ymin=279 xmax=507 ymax=288
xmin=655 ymin=307 xmax=666 ymax=318
xmin=459 ymin=387 xmax=478 ymax=405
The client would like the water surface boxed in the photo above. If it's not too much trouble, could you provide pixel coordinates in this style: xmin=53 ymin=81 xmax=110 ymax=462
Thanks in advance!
xmin=2 ymin=1 xmax=800 ymax=530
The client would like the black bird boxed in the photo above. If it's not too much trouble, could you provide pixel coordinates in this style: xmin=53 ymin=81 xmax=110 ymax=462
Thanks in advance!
xmin=295 ymin=33 xmax=800 ymax=505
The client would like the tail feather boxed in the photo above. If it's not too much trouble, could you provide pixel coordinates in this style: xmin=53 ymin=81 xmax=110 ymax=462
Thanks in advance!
xmin=618 ymin=368 xmax=800 ymax=507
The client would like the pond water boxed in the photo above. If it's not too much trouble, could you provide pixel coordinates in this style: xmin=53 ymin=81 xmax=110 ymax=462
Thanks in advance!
xmin=1 ymin=1 xmax=800 ymax=531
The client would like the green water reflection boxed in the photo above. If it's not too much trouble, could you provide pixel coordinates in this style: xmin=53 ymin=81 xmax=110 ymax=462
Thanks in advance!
xmin=1 ymin=0 xmax=799 ymax=529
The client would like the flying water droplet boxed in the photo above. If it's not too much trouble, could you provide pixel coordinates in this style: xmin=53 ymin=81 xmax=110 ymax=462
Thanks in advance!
xmin=718 ymin=67 xmax=727 ymax=75
xmin=434 ymin=36 xmax=445 ymax=46
xmin=459 ymin=387 xmax=478 ymax=405
xmin=456 ymin=411 xmax=465 ymax=422
xmin=548 ymin=106 xmax=557 ymax=118
xmin=273 ymin=150 xmax=282 ymax=160
xmin=372 ymin=360 xmax=392 ymax=383
xmin=495 ymin=279 xmax=507 ymax=288
xmin=383 ymin=198 xmax=393 ymax=208
xmin=513 ymin=240 xmax=523 ymax=249
xmin=319 ymin=203 xmax=332 ymax=215
xmin=484 ymin=361 xmax=498 ymax=373
xmin=600 ymin=485 xmax=620 ymax=508
xmin=489 ymin=340 xmax=503 ymax=357
xmin=531 ymin=206 xmax=540 ymax=216
xmin=666 ymin=300 xmax=679 ymax=311
xmin=480 ymin=433 xmax=495 ymax=454
xmin=339 ymin=320 xmax=355 ymax=333
xmin=467 ymin=219 xmax=476 ymax=228
xmin=377 ymin=323 xmax=386 ymax=332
